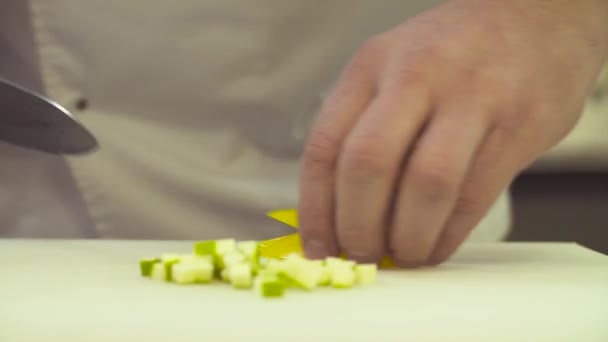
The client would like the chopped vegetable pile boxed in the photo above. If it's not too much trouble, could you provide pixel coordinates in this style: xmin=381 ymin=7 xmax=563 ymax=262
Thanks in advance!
xmin=139 ymin=239 xmax=377 ymax=298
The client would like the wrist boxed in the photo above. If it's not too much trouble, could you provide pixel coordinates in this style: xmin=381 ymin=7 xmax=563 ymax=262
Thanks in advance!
xmin=460 ymin=0 xmax=608 ymax=60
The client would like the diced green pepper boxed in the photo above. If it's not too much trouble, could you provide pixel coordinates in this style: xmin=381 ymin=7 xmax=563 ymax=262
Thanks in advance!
xmin=330 ymin=264 xmax=356 ymax=289
xmin=355 ymin=264 xmax=377 ymax=285
xmin=255 ymin=274 xmax=287 ymax=298
xmin=262 ymin=281 xmax=286 ymax=297
xmin=230 ymin=263 xmax=253 ymax=289
xmin=215 ymin=239 xmax=237 ymax=255
xmin=139 ymin=258 xmax=160 ymax=277
xmin=164 ymin=259 xmax=180 ymax=282
xmin=237 ymin=241 xmax=259 ymax=261
xmin=193 ymin=241 xmax=216 ymax=256
xmin=150 ymin=262 xmax=166 ymax=281
xmin=139 ymin=238 xmax=378 ymax=298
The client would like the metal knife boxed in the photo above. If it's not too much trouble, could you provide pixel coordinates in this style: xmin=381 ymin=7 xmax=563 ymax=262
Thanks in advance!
xmin=0 ymin=78 xmax=98 ymax=155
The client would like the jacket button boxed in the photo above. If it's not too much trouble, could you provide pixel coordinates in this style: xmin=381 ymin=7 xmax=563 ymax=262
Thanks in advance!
xmin=75 ymin=98 xmax=88 ymax=111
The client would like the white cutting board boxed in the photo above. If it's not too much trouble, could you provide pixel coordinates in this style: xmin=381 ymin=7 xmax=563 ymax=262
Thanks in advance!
xmin=1 ymin=239 xmax=607 ymax=342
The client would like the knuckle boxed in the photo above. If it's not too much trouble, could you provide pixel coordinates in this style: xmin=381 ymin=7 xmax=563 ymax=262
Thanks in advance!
xmin=399 ymin=41 xmax=446 ymax=70
xmin=341 ymin=59 xmax=375 ymax=88
xmin=302 ymin=129 xmax=341 ymax=172
xmin=357 ymin=34 xmax=389 ymax=60
xmin=331 ymin=71 xmax=370 ymax=99
xmin=482 ymin=85 xmax=514 ymax=108
xmin=343 ymin=35 xmax=388 ymax=77
xmin=465 ymin=72 xmax=515 ymax=104
xmin=522 ymin=103 xmax=548 ymax=125
xmin=408 ymin=42 xmax=444 ymax=64
xmin=452 ymin=193 xmax=486 ymax=218
xmin=489 ymin=97 xmax=531 ymax=133
xmin=408 ymin=161 xmax=459 ymax=200
xmin=388 ymin=65 xmax=429 ymax=92
xmin=492 ymin=109 xmax=527 ymax=133
xmin=385 ymin=47 xmax=433 ymax=88
xmin=471 ymin=76 xmax=523 ymax=119
xmin=340 ymin=141 xmax=394 ymax=178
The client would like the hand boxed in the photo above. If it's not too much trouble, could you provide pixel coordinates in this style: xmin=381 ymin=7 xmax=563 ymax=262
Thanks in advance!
xmin=297 ymin=0 xmax=608 ymax=267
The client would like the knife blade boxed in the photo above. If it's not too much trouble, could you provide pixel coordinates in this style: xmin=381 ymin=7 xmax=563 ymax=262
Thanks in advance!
xmin=0 ymin=78 xmax=98 ymax=155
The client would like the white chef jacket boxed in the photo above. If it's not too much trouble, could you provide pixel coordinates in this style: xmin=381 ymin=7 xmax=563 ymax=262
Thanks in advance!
xmin=0 ymin=0 xmax=512 ymax=242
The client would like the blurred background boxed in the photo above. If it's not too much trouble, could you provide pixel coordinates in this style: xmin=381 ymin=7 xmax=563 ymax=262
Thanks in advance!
xmin=508 ymin=76 xmax=608 ymax=255
xmin=509 ymin=172 xmax=607 ymax=255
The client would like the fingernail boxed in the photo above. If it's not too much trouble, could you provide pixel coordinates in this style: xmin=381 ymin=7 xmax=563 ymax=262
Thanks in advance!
xmin=303 ymin=239 xmax=330 ymax=259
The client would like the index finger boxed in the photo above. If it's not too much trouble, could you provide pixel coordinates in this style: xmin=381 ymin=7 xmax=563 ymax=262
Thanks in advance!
xmin=298 ymin=51 xmax=378 ymax=259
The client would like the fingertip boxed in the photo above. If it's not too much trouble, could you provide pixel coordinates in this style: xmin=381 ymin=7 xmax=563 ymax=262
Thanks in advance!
xmin=344 ymin=250 xmax=384 ymax=264
xmin=426 ymin=254 xmax=450 ymax=266
xmin=390 ymin=253 xmax=427 ymax=269
xmin=302 ymin=244 xmax=323 ymax=259
xmin=302 ymin=238 xmax=337 ymax=260
xmin=298 ymin=201 xmax=339 ymax=259
xmin=427 ymin=239 xmax=462 ymax=266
